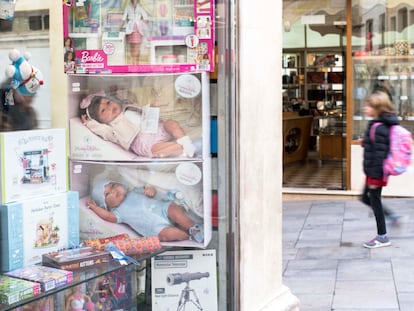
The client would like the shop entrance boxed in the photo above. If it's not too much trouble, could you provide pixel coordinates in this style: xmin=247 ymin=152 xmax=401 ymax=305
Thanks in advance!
xmin=282 ymin=0 xmax=348 ymax=190
xmin=282 ymin=50 xmax=346 ymax=190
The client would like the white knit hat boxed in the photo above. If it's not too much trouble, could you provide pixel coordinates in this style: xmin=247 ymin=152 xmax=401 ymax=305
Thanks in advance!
xmin=90 ymin=177 xmax=111 ymax=209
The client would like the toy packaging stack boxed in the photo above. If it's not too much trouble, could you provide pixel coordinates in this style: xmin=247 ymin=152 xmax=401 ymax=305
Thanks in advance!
xmin=0 ymin=191 xmax=80 ymax=272
xmin=0 ymin=274 xmax=41 ymax=306
xmin=66 ymin=69 xmax=212 ymax=249
xmin=4 ymin=265 xmax=73 ymax=292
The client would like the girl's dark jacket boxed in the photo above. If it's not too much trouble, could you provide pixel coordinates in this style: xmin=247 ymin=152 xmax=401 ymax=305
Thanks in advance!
xmin=362 ymin=113 xmax=400 ymax=179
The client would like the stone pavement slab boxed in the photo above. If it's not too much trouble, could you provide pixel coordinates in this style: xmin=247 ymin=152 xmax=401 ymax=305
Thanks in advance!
xmin=283 ymin=198 xmax=414 ymax=311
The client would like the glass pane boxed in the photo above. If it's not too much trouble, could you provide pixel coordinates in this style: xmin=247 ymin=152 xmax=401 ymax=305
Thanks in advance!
xmin=351 ymin=0 xmax=414 ymax=139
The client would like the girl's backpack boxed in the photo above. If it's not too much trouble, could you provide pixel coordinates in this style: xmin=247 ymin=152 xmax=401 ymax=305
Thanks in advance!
xmin=370 ymin=122 xmax=413 ymax=176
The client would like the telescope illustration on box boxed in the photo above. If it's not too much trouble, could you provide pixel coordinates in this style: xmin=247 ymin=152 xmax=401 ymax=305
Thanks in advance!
xmin=167 ymin=272 xmax=210 ymax=311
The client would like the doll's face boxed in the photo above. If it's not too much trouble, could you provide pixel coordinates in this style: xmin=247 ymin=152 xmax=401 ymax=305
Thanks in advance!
xmin=97 ymin=98 xmax=122 ymax=124
xmin=104 ymin=182 xmax=127 ymax=208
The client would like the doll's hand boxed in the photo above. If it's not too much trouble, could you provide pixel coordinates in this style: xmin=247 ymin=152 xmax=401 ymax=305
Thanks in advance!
xmin=86 ymin=199 xmax=99 ymax=210
xmin=143 ymin=185 xmax=156 ymax=197
xmin=81 ymin=114 xmax=89 ymax=125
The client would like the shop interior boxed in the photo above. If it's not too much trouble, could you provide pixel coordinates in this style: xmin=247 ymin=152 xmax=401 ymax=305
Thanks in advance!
xmin=282 ymin=0 xmax=413 ymax=191
xmin=282 ymin=0 xmax=347 ymax=190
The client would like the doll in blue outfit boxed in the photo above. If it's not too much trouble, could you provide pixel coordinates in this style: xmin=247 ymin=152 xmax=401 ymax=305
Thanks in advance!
xmin=87 ymin=178 xmax=203 ymax=243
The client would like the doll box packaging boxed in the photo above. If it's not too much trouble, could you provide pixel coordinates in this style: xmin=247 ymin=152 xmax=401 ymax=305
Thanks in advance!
xmin=151 ymin=249 xmax=218 ymax=310
xmin=42 ymin=247 xmax=110 ymax=271
xmin=62 ymin=0 xmax=215 ymax=73
xmin=70 ymin=159 xmax=212 ymax=248
xmin=0 ymin=191 xmax=80 ymax=272
xmin=0 ymin=275 xmax=41 ymax=306
xmin=0 ymin=128 xmax=68 ymax=204
xmin=4 ymin=265 xmax=73 ymax=292
xmin=67 ymin=72 xmax=210 ymax=162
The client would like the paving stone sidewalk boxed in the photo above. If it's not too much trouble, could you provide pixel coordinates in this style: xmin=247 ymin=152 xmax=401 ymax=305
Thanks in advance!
xmin=283 ymin=198 xmax=414 ymax=311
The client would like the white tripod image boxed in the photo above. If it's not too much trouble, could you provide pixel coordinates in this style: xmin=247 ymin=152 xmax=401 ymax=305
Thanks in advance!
xmin=167 ymin=272 xmax=210 ymax=310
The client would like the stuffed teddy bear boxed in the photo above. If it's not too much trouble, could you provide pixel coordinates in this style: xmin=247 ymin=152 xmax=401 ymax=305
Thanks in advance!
xmin=5 ymin=49 xmax=44 ymax=96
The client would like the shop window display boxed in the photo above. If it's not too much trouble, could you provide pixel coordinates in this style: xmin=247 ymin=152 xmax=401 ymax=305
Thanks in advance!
xmin=62 ymin=0 xmax=215 ymax=73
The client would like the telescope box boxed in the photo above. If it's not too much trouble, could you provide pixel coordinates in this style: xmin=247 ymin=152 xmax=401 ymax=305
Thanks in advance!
xmin=70 ymin=159 xmax=212 ymax=248
xmin=0 ymin=128 xmax=68 ymax=204
xmin=0 ymin=191 xmax=79 ymax=272
xmin=151 ymin=249 xmax=217 ymax=311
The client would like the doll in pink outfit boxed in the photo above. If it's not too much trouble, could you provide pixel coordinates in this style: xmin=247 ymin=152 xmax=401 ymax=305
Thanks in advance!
xmin=65 ymin=285 xmax=94 ymax=311
xmin=80 ymin=91 xmax=196 ymax=158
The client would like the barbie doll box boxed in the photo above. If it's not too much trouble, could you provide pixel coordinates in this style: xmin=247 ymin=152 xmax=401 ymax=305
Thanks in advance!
xmin=0 ymin=128 xmax=68 ymax=204
xmin=151 ymin=249 xmax=218 ymax=310
xmin=62 ymin=0 xmax=215 ymax=73
xmin=5 ymin=265 xmax=73 ymax=292
xmin=67 ymin=72 xmax=210 ymax=162
xmin=0 ymin=191 xmax=80 ymax=272
xmin=70 ymin=159 xmax=212 ymax=248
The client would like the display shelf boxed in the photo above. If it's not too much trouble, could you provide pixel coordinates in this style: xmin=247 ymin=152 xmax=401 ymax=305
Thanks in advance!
xmin=0 ymin=252 xmax=163 ymax=311
xmin=282 ymin=53 xmax=305 ymax=110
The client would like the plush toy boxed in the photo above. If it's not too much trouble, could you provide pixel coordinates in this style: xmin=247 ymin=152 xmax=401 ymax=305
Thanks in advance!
xmin=5 ymin=49 xmax=44 ymax=97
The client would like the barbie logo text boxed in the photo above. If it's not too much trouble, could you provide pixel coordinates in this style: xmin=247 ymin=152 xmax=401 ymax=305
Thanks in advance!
xmin=79 ymin=51 xmax=104 ymax=63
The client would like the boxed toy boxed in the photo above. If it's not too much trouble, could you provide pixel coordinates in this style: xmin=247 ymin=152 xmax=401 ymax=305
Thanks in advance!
xmin=151 ymin=249 xmax=217 ymax=310
xmin=70 ymin=159 xmax=212 ymax=247
xmin=88 ymin=265 xmax=137 ymax=311
xmin=0 ymin=191 xmax=80 ymax=272
xmin=42 ymin=247 xmax=110 ymax=271
xmin=53 ymin=265 xmax=137 ymax=311
xmin=5 ymin=265 xmax=73 ymax=292
xmin=0 ymin=128 xmax=68 ymax=204
xmin=63 ymin=0 xmax=214 ymax=73
xmin=0 ymin=274 xmax=41 ymax=306
xmin=68 ymin=72 xmax=210 ymax=162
